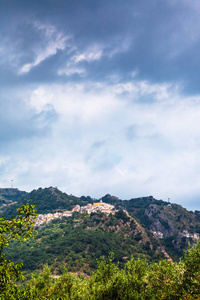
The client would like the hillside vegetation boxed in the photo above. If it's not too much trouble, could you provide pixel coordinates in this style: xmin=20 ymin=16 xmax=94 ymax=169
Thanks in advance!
xmin=1 ymin=187 xmax=200 ymax=272
xmin=4 ymin=243 xmax=200 ymax=299
xmin=1 ymin=188 xmax=200 ymax=299
xmin=0 ymin=188 xmax=27 ymax=214
xmin=0 ymin=187 xmax=92 ymax=218
xmin=5 ymin=210 xmax=164 ymax=275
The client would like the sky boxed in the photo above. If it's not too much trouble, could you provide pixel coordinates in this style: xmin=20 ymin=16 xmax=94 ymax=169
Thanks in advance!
xmin=1 ymin=0 xmax=200 ymax=210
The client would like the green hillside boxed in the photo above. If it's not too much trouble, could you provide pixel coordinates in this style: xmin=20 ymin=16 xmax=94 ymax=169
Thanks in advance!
xmin=4 ymin=210 xmax=164 ymax=275
xmin=1 ymin=187 xmax=200 ymax=272
xmin=0 ymin=187 xmax=92 ymax=218
xmin=0 ymin=188 xmax=27 ymax=214
xmin=2 ymin=195 xmax=200 ymax=299
xmin=102 ymin=194 xmax=200 ymax=260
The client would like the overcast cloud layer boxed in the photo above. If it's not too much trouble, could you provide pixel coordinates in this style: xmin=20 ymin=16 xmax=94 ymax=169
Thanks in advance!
xmin=1 ymin=0 xmax=200 ymax=210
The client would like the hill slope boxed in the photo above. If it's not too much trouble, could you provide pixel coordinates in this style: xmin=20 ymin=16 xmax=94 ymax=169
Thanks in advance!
xmin=102 ymin=194 xmax=200 ymax=260
xmin=5 ymin=209 xmax=164 ymax=274
xmin=0 ymin=187 xmax=93 ymax=218
xmin=2 ymin=187 xmax=200 ymax=273
xmin=0 ymin=188 xmax=27 ymax=214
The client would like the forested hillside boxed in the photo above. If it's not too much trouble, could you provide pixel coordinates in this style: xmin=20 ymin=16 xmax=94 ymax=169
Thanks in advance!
xmin=5 ymin=210 xmax=164 ymax=275
xmin=1 ymin=187 xmax=200 ymax=299
xmin=0 ymin=187 xmax=92 ymax=218
xmin=0 ymin=188 xmax=27 ymax=214
xmin=1 ymin=187 xmax=200 ymax=273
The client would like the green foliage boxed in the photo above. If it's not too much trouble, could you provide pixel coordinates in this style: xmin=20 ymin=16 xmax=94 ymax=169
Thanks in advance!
xmin=147 ymin=260 xmax=183 ymax=299
xmin=115 ymin=209 xmax=130 ymax=223
xmin=0 ymin=187 xmax=91 ymax=219
xmin=0 ymin=203 xmax=37 ymax=298
xmin=3 ymin=240 xmax=200 ymax=299
xmin=0 ymin=188 xmax=27 ymax=205
xmin=5 ymin=211 xmax=162 ymax=275
xmin=180 ymin=241 xmax=200 ymax=297
xmin=6 ymin=242 xmax=199 ymax=299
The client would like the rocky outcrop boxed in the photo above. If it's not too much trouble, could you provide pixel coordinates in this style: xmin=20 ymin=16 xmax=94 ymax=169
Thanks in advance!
xmin=145 ymin=204 xmax=177 ymax=238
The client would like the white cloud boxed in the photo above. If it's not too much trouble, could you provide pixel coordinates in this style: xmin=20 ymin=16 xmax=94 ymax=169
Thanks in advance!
xmin=69 ymin=36 xmax=131 ymax=65
xmin=57 ymin=36 xmax=132 ymax=77
xmin=58 ymin=66 xmax=85 ymax=76
xmin=1 ymin=77 xmax=200 ymax=209
xmin=57 ymin=44 xmax=103 ymax=76
xmin=19 ymin=23 xmax=69 ymax=74
xmin=30 ymin=87 xmax=54 ymax=113
xmin=73 ymin=47 xmax=103 ymax=63
xmin=0 ymin=21 xmax=70 ymax=74
xmin=5 ymin=80 xmax=194 ymax=206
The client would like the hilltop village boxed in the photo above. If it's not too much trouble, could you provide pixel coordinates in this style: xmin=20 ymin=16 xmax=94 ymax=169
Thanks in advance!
xmin=34 ymin=198 xmax=200 ymax=242
xmin=35 ymin=200 xmax=115 ymax=226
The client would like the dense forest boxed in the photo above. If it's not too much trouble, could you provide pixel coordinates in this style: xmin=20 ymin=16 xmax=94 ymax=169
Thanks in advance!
xmin=16 ymin=244 xmax=200 ymax=299
xmin=4 ymin=210 xmax=164 ymax=275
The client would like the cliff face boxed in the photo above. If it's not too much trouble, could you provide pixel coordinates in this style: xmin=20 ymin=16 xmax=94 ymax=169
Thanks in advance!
xmin=101 ymin=195 xmax=200 ymax=260
xmin=145 ymin=204 xmax=177 ymax=238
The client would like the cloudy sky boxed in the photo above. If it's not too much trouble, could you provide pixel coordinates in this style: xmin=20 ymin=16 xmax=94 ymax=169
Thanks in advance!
xmin=1 ymin=0 xmax=200 ymax=210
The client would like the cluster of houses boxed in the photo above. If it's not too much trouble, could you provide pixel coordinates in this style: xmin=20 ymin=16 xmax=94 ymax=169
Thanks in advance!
xmin=34 ymin=200 xmax=115 ymax=227
xmin=151 ymin=230 xmax=199 ymax=240
xmin=151 ymin=230 xmax=164 ymax=239
xmin=181 ymin=230 xmax=199 ymax=240
xmin=72 ymin=200 xmax=115 ymax=215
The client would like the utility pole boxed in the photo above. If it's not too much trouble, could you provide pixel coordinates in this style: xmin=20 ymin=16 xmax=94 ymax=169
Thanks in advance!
xmin=11 ymin=180 xmax=13 ymax=189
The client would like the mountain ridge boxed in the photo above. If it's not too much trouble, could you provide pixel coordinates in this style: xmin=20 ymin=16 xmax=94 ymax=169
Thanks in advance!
xmin=1 ymin=187 xmax=200 ymax=273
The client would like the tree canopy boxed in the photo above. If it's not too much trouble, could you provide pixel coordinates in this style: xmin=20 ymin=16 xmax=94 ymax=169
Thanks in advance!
xmin=0 ymin=203 xmax=37 ymax=298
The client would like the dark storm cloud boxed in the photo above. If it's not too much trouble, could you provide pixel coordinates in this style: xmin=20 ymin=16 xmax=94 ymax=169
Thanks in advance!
xmin=2 ymin=0 xmax=200 ymax=93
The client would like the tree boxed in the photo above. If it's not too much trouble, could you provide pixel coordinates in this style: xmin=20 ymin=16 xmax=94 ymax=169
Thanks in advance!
xmin=180 ymin=240 xmax=200 ymax=297
xmin=0 ymin=203 xmax=37 ymax=298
